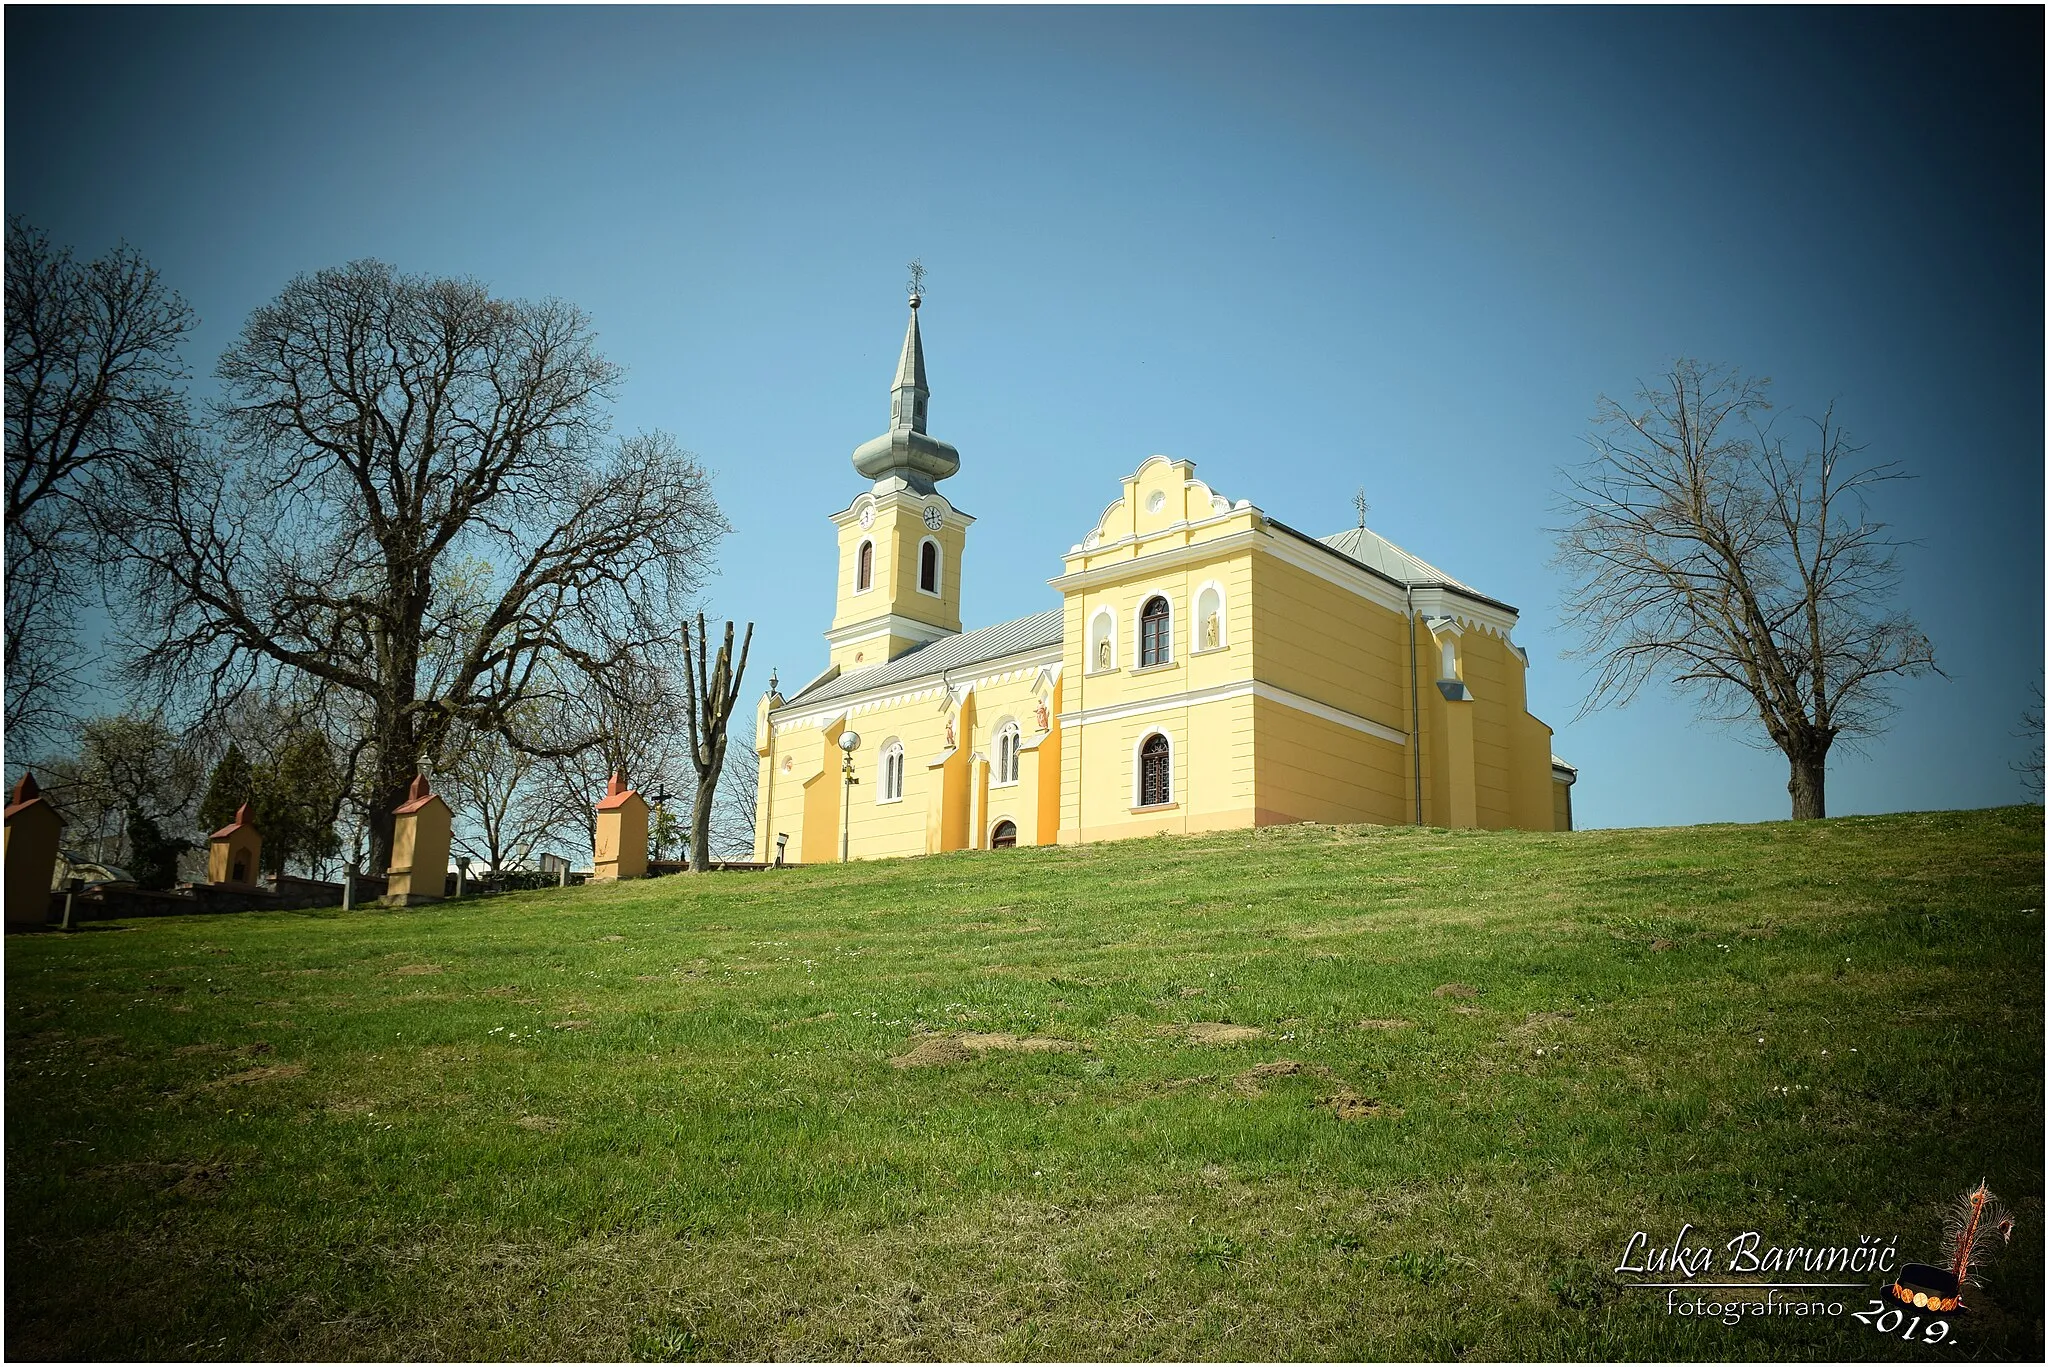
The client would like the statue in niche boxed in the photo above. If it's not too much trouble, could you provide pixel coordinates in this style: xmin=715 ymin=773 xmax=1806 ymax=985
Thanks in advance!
xmin=1204 ymin=612 xmax=1220 ymax=649
xmin=1096 ymin=636 xmax=1111 ymax=670
xmin=945 ymin=719 xmax=956 ymax=749
xmin=1035 ymin=700 xmax=1049 ymax=731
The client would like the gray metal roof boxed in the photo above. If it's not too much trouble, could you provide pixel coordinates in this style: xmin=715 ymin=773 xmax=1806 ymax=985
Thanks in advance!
xmin=781 ymin=608 xmax=1065 ymax=710
xmin=1317 ymin=524 xmax=1480 ymax=594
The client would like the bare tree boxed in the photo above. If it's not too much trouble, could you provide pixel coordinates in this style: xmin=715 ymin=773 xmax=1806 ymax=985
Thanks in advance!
xmin=4 ymin=218 xmax=193 ymax=747
xmin=1554 ymin=360 xmax=1937 ymax=819
xmin=442 ymin=724 xmax=561 ymax=875
xmin=679 ymin=614 xmax=753 ymax=871
xmin=708 ymin=748 xmax=760 ymax=861
xmin=2015 ymin=683 xmax=2044 ymax=801
xmin=531 ymin=649 xmax=698 ymax=863
xmin=105 ymin=260 xmax=728 ymax=870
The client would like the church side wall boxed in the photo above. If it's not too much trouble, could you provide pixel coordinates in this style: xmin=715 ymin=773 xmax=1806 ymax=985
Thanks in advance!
xmin=1246 ymin=552 xmax=1417 ymax=825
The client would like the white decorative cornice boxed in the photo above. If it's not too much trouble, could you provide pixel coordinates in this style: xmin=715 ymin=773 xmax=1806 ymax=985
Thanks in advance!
xmin=1059 ymin=678 xmax=1407 ymax=746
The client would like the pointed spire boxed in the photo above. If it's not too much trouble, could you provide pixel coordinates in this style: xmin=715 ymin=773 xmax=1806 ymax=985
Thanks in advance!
xmin=889 ymin=295 xmax=929 ymax=432
xmin=607 ymin=771 xmax=627 ymax=799
xmin=234 ymin=802 xmax=253 ymax=825
xmin=853 ymin=280 xmax=959 ymax=492
xmin=407 ymin=774 xmax=430 ymax=803
xmin=11 ymin=772 xmax=40 ymax=805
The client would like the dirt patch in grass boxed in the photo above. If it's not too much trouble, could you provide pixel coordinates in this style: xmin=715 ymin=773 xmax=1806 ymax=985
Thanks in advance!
xmin=389 ymin=965 xmax=443 ymax=976
xmin=1232 ymin=1059 xmax=1339 ymax=1096
xmin=200 ymin=1064 xmax=305 ymax=1090
xmin=175 ymin=1041 xmax=273 ymax=1058
xmin=890 ymin=1032 xmax=1081 ymax=1068
xmin=1324 ymin=1090 xmax=1394 ymax=1121
xmin=1183 ymin=1022 xmax=1263 ymax=1046
xmin=515 ymin=1115 xmax=562 ymax=1131
xmin=1649 ymin=938 xmax=1676 ymax=952
xmin=87 ymin=1160 xmax=234 ymax=1199
xmin=550 ymin=1020 xmax=592 ymax=1031
xmin=1431 ymin=983 xmax=1479 ymax=999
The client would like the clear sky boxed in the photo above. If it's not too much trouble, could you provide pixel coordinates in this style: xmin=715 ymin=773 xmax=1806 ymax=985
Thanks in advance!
xmin=7 ymin=4 xmax=2041 ymax=828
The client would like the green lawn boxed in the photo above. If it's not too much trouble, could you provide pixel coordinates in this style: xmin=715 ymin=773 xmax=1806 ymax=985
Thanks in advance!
xmin=7 ymin=807 xmax=2043 ymax=1361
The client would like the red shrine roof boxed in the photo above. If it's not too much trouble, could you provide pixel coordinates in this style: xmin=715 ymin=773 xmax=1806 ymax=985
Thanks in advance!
xmin=596 ymin=772 xmax=645 ymax=812
xmin=394 ymin=774 xmax=447 ymax=815
xmin=210 ymin=801 xmax=258 ymax=840
xmin=5 ymin=771 xmax=61 ymax=823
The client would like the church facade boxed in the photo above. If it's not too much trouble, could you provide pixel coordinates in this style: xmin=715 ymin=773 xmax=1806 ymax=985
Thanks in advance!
xmin=752 ymin=297 xmax=1576 ymax=863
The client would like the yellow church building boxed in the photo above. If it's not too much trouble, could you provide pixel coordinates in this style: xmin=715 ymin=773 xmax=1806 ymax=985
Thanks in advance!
xmin=752 ymin=295 xmax=1576 ymax=863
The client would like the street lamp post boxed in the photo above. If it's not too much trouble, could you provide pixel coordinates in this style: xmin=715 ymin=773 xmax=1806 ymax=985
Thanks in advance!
xmin=837 ymin=731 xmax=862 ymax=863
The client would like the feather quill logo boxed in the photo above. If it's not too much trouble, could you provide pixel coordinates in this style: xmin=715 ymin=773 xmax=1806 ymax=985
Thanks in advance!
xmin=1889 ymin=1180 xmax=2016 ymax=1314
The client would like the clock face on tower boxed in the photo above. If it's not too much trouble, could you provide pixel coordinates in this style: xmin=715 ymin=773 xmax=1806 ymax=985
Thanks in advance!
xmin=858 ymin=503 xmax=875 ymax=529
xmin=922 ymin=504 xmax=944 ymax=531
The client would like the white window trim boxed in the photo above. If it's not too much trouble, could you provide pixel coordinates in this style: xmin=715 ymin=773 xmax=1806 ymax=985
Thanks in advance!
xmin=916 ymin=535 xmax=943 ymax=598
xmin=1136 ymin=592 xmax=1175 ymax=668
xmin=1192 ymin=579 xmax=1228 ymax=652
xmin=877 ymin=739 xmax=905 ymax=803
xmin=989 ymin=817 xmax=1019 ymax=846
xmin=854 ymin=537 xmax=876 ymax=594
xmin=1087 ymin=605 xmax=1118 ymax=673
xmin=1132 ymin=727 xmax=1174 ymax=808
xmin=992 ymin=719 xmax=1022 ymax=787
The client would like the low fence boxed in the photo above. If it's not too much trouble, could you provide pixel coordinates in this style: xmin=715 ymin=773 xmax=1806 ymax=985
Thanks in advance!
xmin=27 ymin=860 xmax=788 ymax=927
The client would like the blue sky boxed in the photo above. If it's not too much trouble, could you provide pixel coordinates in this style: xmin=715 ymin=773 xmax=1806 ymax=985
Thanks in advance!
xmin=8 ymin=5 xmax=2041 ymax=828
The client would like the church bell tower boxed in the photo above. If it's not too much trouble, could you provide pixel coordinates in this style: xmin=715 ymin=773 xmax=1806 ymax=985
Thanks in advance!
xmin=826 ymin=286 xmax=972 ymax=673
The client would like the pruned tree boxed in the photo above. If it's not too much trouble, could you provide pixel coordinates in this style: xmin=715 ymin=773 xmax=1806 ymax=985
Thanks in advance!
xmin=1554 ymin=360 xmax=1937 ymax=819
xmin=105 ymin=259 xmax=727 ymax=871
xmin=679 ymin=613 xmax=753 ymax=871
xmin=4 ymin=218 xmax=193 ymax=747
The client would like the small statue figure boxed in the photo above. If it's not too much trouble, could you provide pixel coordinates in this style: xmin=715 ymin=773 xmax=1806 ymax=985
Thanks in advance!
xmin=1204 ymin=613 xmax=1220 ymax=649
xmin=945 ymin=719 xmax=956 ymax=748
xmin=1035 ymin=700 xmax=1049 ymax=731
xmin=1096 ymin=637 xmax=1111 ymax=670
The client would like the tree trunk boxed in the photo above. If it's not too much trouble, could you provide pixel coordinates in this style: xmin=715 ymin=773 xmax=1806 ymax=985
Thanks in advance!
xmin=688 ymin=735 xmax=724 ymax=871
xmin=1786 ymin=750 xmax=1827 ymax=820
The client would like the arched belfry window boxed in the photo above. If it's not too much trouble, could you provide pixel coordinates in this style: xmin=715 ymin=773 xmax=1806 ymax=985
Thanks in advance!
xmin=995 ymin=720 xmax=1021 ymax=785
xmin=856 ymin=540 xmax=874 ymax=592
xmin=1140 ymin=595 xmax=1171 ymax=667
xmin=919 ymin=538 xmax=940 ymax=594
xmin=1139 ymin=732 xmax=1171 ymax=806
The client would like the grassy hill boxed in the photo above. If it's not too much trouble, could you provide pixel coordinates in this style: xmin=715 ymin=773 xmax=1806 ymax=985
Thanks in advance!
xmin=6 ymin=807 xmax=2042 ymax=1361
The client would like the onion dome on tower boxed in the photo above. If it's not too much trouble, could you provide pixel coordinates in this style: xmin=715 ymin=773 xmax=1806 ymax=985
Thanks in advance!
xmin=851 ymin=289 xmax=961 ymax=494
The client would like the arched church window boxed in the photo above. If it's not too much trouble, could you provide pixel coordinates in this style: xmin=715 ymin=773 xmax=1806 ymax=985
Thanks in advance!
xmin=1139 ymin=732 xmax=1171 ymax=806
xmin=878 ymin=739 xmax=904 ymax=802
xmin=856 ymin=540 xmax=874 ymax=592
xmin=1440 ymin=638 xmax=1458 ymax=680
xmin=1140 ymin=595 xmax=1171 ymax=667
xmin=919 ymin=538 xmax=940 ymax=593
xmin=990 ymin=820 xmax=1017 ymax=849
xmin=995 ymin=721 xmax=1021 ymax=785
